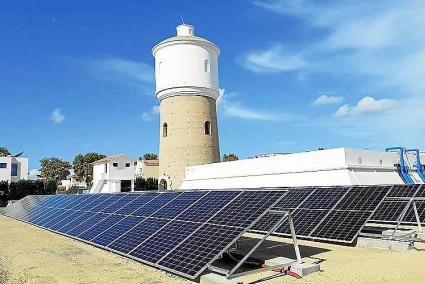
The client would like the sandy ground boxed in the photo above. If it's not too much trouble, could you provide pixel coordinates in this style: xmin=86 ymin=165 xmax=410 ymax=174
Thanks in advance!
xmin=1 ymin=215 xmax=425 ymax=284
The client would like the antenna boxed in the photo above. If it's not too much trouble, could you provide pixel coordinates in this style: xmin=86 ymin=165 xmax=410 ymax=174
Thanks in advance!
xmin=180 ymin=14 xmax=185 ymax=24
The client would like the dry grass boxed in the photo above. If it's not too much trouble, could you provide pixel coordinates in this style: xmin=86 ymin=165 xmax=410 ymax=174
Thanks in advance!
xmin=1 ymin=215 xmax=425 ymax=284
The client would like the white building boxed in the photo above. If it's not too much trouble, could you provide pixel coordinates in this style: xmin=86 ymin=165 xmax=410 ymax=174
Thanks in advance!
xmin=61 ymin=169 xmax=87 ymax=191
xmin=90 ymin=155 xmax=135 ymax=193
xmin=0 ymin=156 xmax=29 ymax=183
xmin=135 ymin=159 xmax=159 ymax=180
xmin=180 ymin=147 xmax=425 ymax=189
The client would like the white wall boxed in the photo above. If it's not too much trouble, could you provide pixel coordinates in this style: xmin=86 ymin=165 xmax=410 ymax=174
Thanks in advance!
xmin=180 ymin=148 xmax=406 ymax=189
xmin=153 ymin=24 xmax=220 ymax=101
xmin=0 ymin=157 xmax=28 ymax=183
xmin=90 ymin=156 xmax=135 ymax=193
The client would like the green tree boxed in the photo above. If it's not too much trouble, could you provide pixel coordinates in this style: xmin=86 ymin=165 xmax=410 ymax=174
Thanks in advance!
xmin=73 ymin=152 xmax=106 ymax=187
xmin=223 ymin=153 xmax=239 ymax=162
xmin=0 ymin=147 xmax=10 ymax=157
xmin=140 ymin=153 xmax=158 ymax=160
xmin=40 ymin=157 xmax=72 ymax=183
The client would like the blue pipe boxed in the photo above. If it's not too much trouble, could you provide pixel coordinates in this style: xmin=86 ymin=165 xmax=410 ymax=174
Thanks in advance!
xmin=405 ymin=149 xmax=425 ymax=183
xmin=385 ymin=147 xmax=414 ymax=184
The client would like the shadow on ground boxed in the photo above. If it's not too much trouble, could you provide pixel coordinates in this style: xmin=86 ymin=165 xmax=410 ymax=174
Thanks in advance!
xmin=195 ymin=236 xmax=330 ymax=283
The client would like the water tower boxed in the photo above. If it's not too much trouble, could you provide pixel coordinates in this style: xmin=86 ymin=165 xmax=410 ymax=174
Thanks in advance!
xmin=152 ymin=24 xmax=221 ymax=189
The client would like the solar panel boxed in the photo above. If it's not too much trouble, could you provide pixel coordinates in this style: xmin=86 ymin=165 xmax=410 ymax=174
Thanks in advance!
xmin=403 ymin=201 xmax=425 ymax=223
xmin=310 ymin=210 xmax=372 ymax=241
xmin=276 ymin=209 xmax=329 ymax=236
xmin=371 ymin=201 xmax=409 ymax=222
xmin=130 ymin=221 xmax=201 ymax=263
xmin=335 ymin=186 xmax=390 ymax=211
xmin=386 ymin=184 xmax=419 ymax=198
xmin=253 ymin=185 xmax=390 ymax=243
xmin=368 ymin=184 xmax=425 ymax=225
xmin=92 ymin=216 xmax=144 ymax=247
xmin=300 ymin=187 xmax=347 ymax=210
xmin=157 ymin=224 xmax=242 ymax=277
xmin=210 ymin=191 xmax=284 ymax=228
xmin=2 ymin=190 xmax=286 ymax=279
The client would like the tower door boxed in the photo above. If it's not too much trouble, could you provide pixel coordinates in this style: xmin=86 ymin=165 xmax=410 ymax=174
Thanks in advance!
xmin=159 ymin=179 xmax=167 ymax=190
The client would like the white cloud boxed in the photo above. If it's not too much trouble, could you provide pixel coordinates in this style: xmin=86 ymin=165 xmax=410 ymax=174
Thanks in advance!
xmin=218 ymin=90 xmax=296 ymax=122
xmin=50 ymin=108 xmax=65 ymax=124
xmin=142 ymin=105 xmax=160 ymax=121
xmin=88 ymin=57 xmax=154 ymax=95
xmin=252 ymin=0 xmax=425 ymax=94
xmin=312 ymin=94 xmax=344 ymax=106
xmin=335 ymin=96 xmax=396 ymax=117
xmin=241 ymin=44 xmax=308 ymax=73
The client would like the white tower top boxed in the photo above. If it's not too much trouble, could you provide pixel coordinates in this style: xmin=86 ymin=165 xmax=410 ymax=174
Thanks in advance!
xmin=152 ymin=24 xmax=220 ymax=101
xmin=176 ymin=24 xmax=194 ymax=36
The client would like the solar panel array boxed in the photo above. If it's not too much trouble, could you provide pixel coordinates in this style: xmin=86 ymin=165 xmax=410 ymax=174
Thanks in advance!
xmin=370 ymin=184 xmax=425 ymax=224
xmin=252 ymin=186 xmax=391 ymax=243
xmin=3 ymin=184 xmax=414 ymax=278
xmin=2 ymin=190 xmax=285 ymax=279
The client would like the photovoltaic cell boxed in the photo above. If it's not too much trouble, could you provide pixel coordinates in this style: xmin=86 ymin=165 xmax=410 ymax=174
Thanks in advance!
xmin=49 ymin=211 xmax=82 ymax=231
xmin=335 ymin=186 xmax=390 ymax=211
xmin=273 ymin=188 xmax=312 ymax=209
xmin=177 ymin=191 xmax=240 ymax=222
xmin=276 ymin=209 xmax=329 ymax=236
xmin=78 ymin=214 xmax=126 ymax=241
xmin=108 ymin=218 xmax=169 ymax=254
xmin=59 ymin=211 xmax=96 ymax=233
xmin=370 ymin=201 xmax=408 ymax=222
xmin=310 ymin=210 xmax=372 ymax=242
xmin=210 ymin=191 xmax=283 ymax=228
xmin=67 ymin=213 xmax=109 ymax=237
xmin=300 ymin=187 xmax=348 ymax=209
xmin=387 ymin=184 xmax=420 ymax=198
xmin=157 ymin=224 xmax=242 ymax=277
xmin=130 ymin=221 xmax=201 ymax=263
xmin=131 ymin=193 xmax=180 ymax=217
xmin=101 ymin=194 xmax=141 ymax=214
xmin=413 ymin=185 xmax=425 ymax=198
xmin=89 ymin=194 xmax=125 ymax=212
xmin=152 ymin=191 xmax=206 ymax=219
xmin=114 ymin=193 xmax=159 ymax=215
xmin=403 ymin=201 xmax=425 ymax=223
xmin=92 ymin=216 xmax=144 ymax=247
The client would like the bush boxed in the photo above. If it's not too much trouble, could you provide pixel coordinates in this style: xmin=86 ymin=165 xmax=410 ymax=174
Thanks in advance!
xmin=2 ymin=180 xmax=58 ymax=203
xmin=135 ymin=177 xmax=158 ymax=191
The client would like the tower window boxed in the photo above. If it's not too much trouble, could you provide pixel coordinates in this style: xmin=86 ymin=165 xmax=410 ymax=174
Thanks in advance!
xmin=204 ymin=59 xmax=210 ymax=73
xmin=163 ymin=123 xmax=168 ymax=137
xmin=204 ymin=121 xmax=211 ymax=135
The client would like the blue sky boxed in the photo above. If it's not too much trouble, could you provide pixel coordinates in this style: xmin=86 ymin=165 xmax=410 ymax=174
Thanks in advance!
xmin=1 ymin=0 xmax=425 ymax=173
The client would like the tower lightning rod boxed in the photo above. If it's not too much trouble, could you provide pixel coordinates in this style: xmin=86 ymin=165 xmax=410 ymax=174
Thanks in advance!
xmin=180 ymin=14 xmax=185 ymax=24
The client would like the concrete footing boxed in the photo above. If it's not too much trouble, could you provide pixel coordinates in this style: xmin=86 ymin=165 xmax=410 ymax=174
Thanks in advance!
xmin=200 ymin=273 xmax=240 ymax=284
xmin=200 ymin=257 xmax=320 ymax=284
xmin=416 ymin=232 xmax=425 ymax=240
xmin=264 ymin=257 xmax=320 ymax=277
xmin=381 ymin=229 xmax=414 ymax=238
xmin=356 ymin=237 xmax=413 ymax=251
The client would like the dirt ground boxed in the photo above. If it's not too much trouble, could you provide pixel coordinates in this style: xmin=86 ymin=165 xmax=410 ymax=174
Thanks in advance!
xmin=1 ymin=215 xmax=425 ymax=284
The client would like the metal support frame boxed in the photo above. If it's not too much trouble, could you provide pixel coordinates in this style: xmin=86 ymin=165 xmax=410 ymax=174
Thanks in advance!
xmin=405 ymin=149 xmax=425 ymax=183
xmin=386 ymin=147 xmax=414 ymax=184
xmin=370 ymin=196 xmax=423 ymax=242
xmin=412 ymin=201 xmax=422 ymax=233
xmin=208 ymin=209 xmax=303 ymax=280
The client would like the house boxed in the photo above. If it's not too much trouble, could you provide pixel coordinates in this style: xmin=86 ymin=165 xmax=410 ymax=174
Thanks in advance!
xmin=0 ymin=155 xmax=29 ymax=183
xmin=134 ymin=159 xmax=159 ymax=180
xmin=60 ymin=169 xmax=87 ymax=191
xmin=90 ymin=155 xmax=135 ymax=193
